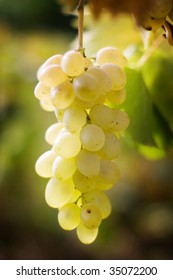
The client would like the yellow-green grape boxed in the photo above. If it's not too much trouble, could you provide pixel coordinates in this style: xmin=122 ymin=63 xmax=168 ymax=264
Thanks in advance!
xmin=73 ymin=72 xmax=100 ymax=102
xmin=93 ymin=178 xmax=113 ymax=191
xmin=73 ymin=170 xmax=94 ymax=193
xmin=89 ymin=104 xmax=115 ymax=130
xmin=111 ymin=109 xmax=130 ymax=132
xmin=38 ymin=64 xmax=67 ymax=87
xmin=86 ymin=66 xmax=112 ymax=93
xmin=101 ymin=63 xmax=126 ymax=90
xmin=106 ymin=88 xmax=126 ymax=105
xmin=45 ymin=122 xmax=64 ymax=145
xmin=52 ymin=156 xmax=77 ymax=181
xmin=97 ymin=159 xmax=121 ymax=184
xmin=76 ymin=149 xmax=100 ymax=177
xmin=84 ymin=189 xmax=112 ymax=219
xmin=37 ymin=54 xmax=63 ymax=79
xmin=53 ymin=130 xmax=81 ymax=158
xmin=76 ymin=222 xmax=99 ymax=245
xmin=148 ymin=0 xmax=172 ymax=18
xmin=63 ymin=105 xmax=87 ymax=133
xmin=99 ymin=131 xmax=121 ymax=160
xmin=69 ymin=188 xmax=81 ymax=203
xmin=45 ymin=177 xmax=74 ymax=208
xmin=61 ymin=50 xmax=85 ymax=77
xmin=58 ymin=203 xmax=80 ymax=230
xmin=80 ymin=203 xmax=102 ymax=229
xmin=39 ymin=98 xmax=55 ymax=112
xmin=96 ymin=46 xmax=127 ymax=68
xmin=35 ymin=150 xmax=56 ymax=178
xmin=74 ymin=94 xmax=106 ymax=110
xmin=80 ymin=124 xmax=105 ymax=152
xmin=34 ymin=82 xmax=51 ymax=100
xmin=51 ymin=80 xmax=75 ymax=110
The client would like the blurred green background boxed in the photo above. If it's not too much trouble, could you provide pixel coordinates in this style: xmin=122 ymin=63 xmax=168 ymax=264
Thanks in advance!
xmin=0 ymin=0 xmax=173 ymax=260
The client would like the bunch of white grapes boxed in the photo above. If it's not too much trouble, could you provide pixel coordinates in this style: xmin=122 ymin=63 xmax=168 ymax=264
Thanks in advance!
xmin=34 ymin=46 xmax=130 ymax=244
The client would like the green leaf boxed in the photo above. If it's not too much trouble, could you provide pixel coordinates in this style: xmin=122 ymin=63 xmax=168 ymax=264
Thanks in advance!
xmin=142 ymin=51 xmax=173 ymax=132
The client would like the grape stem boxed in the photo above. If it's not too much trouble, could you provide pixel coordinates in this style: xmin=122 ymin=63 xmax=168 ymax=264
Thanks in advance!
xmin=77 ymin=0 xmax=84 ymax=52
xmin=137 ymin=33 xmax=165 ymax=68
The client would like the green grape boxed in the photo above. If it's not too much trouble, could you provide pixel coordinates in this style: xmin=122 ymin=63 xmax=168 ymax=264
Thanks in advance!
xmin=51 ymin=80 xmax=75 ymax=110
xmin=35 ymin=150 xmax=56 ymax=178
xmin=61 ymin=50 xmax=85 ymax=76
xmin=148 ymin=0 xmax=172 ymax=19
xmin=99 ymin=131 xmax=121 ymax=159
xmin=76 ymin=149 xmax=100 ymax=177
xmin=34 ymin=82 xmax=51 ymax=100
xmin=63 ymin=105 xmax=87 ymax=133
xmin=89 ymin=104 xmax=114 ymax=130
xmin=40 ymin=98 xmax=55 ymax=112
xmin=53 ymin=130 xmax=81 ymax=158
xmin=69 ymin=188 xmax=81 ymax=203
xmin=58 ymin=203 xmax=80 ymax=230
xmin=97 ymin=159 xmax=121 ymax=184
xmin=106 ymin=88 xmax=126 ymax=105
xmin=73 ymin=72 xmax=100 ymax=102
xmin=38 ymin=64 xmax=67 ymax=87
xmin=80 ymin=203 xmax=102 ymax=229
xmin=111 ymin=109 xmax=130 ymax=132
xmin=101 ymin=63 xmax=126 ymax=90
xmin=86 ymin=66 xmax=112 ymax=93
xmin=52 ymin=156 xmax=77 ymax=181
xmin=45 ymin=177 xmax=74 ymax=208
xmin=73 ymin=170 xmax=94 ymax=193
xmin=76 ymin=222 xmax=99 ymax=245
xmin=84 ymin=189 xmax=112 ymax=219
xmin=37 ymin=54 xmax=63 ymax=79
xmin=80 ymin=124 xmax=105 ymax=152
xmin=96 ymin=46 xmax=127 ymax=67
xmin=45 ymin=122 xmax=64 ymax=145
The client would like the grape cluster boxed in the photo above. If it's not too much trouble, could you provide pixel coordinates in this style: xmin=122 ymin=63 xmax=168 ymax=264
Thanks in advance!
xmin=34 ymin=46 xmax=129 ymax=244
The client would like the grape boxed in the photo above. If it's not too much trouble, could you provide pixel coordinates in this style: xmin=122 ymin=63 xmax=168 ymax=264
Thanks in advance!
xmin=73 ymin=170 xmax=94 ymax=193
xmin=80 ymin=124 xmax=105 ymax=151
xmin=58 ymin=203 xmax=80 ymax=230
xmin=80 ymin=203 xmax=102 ymax=229
xmin=40 ymin=98 xmax=55 ymax=112
xmin=76 ymin=149 xmax=100 ymax=177
xmin=61 ymin=50 xmax=85 ymax=76
xmin=141 ymin=14 xmax=165 ymax=31
xmin=101 ymin=63 xmax=126 ymax=90
xmin=51 ymin=80 xmax=75 ymax=110
xmin=63 ymin=105 xmax=87 ymax=133
xmin=53 ymin=130 xmax=81 ymax=158
xmin=97 ymin=159 xmax=121 ymax=184
xmin=52 ymin=156 xmax=77 ymax=181
xmin=34 ymin=82 xmax=51 ymax=100
xmin=76 ymin=222 xmax=99 ymax=244
xmin=84 ymin=189 xmax=112 ymax=219
xmin=45 ymin=122 xmax=64 ymax=145
xmin=35 ymin=150 xmax=56 ymax=178
xmin=37 ymin=54 xmax=63 ymax=79
xmin=74 ymin=94 xmax=106 ymax=110
xmin=73 ymin=72 xmax=100 ymax=102
xmin=106 ymin=88 xmax=126 ymax=105
xmin=86 ymin=66 xmax=112 ymax=93
xmin=45 ymin=177 xmax=74 ymax=208
xmin=69 ymin=188 xmax=81 ymax=203
xmin=89 ymin=104 xmax=114 ymax=130
xmin=148 ymin=0 xmax=172 ymax=19
xmin=99 ymin=131 xmax=121 ymax=159
xmin=38 ymin=64 xmax=67 ymax=87
xmin=111 ymin=109 xmax=130 ymax=132
xmin=96 ymin=46 xmax=127 ymax=67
